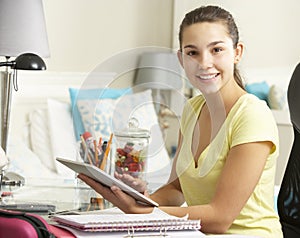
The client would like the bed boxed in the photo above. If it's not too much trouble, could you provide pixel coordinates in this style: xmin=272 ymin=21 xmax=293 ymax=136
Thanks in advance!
xmin=6 ymin=71 xmax=172 ymax=192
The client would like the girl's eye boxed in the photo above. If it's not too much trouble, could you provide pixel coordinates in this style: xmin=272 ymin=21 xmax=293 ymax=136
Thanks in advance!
xmin=213 ymin=47 xmax=223 ymax=53
xmin=186 ymin=50 xmax=198 ymax=56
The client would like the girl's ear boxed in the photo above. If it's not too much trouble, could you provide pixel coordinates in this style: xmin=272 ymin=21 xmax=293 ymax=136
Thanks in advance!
xmin=234 ymin=42 xmax=244 ymax=64
xmin=177 ymin=50 xmax=184 ymax=68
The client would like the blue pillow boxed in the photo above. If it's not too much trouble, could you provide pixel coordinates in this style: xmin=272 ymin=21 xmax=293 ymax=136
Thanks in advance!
xmin=69 ymin=87 xmax=132 ymax=141
xmin=245 ymin=81 xmax=270 ymax=102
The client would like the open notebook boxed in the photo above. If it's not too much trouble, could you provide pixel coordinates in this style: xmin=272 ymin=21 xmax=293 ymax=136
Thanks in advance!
xmin=51 ymin=207 xmax=201 ymax=233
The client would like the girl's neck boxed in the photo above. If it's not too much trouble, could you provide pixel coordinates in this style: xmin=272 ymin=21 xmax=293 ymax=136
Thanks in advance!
xmin=203 ymin=80 xmax=246 ymax=116
xmin=200 ymin=83 xmax=246 ymax=141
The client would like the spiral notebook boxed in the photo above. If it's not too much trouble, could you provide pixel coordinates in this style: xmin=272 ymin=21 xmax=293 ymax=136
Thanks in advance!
xmin=52 ymin=208 xmax=201 ymax=233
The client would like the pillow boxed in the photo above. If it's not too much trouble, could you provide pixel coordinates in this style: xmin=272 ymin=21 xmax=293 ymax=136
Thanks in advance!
xmin=7 ymin=138 xmax=57 ymax=179
xmin=29 ymin=108 xmax=56 ymax=172
xmin=268 ymin=85 xmax=287 ymax=110
xmin=77 ymin=89 xmax=171 ymax=174
xmin=28 ymin=98 xmax=82 ymax=178
xmin=47 ymin=98 xmax=78 ymax=177
xmin=245 ymin=81 xmax=270 ymax=102
xmin=69 ymin=87 xmax=132 ymax=141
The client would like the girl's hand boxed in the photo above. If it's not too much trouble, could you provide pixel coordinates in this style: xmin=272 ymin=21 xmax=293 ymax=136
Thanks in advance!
xmin=114 ymin=171 xmax=149 ymax=196
xmin=77 ymin=173 xmax=153 ymax=214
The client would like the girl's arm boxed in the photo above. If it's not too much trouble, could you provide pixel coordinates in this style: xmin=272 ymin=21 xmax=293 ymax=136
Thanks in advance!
xmin=157 ymin=141 xmax=273 ymax=234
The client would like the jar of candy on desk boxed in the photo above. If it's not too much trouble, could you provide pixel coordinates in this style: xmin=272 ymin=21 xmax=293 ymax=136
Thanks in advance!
xmin=114 ymin=118 xmax=150 ymax=180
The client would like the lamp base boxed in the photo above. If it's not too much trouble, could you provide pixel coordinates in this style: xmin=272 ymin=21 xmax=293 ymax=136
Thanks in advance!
xmin=0 ymin=71 xmax=13 ymax=152
xmin=1 ymin=171 xmax=25 ymax=187
xmin=0 ymin=71 xmax=25 ymax=189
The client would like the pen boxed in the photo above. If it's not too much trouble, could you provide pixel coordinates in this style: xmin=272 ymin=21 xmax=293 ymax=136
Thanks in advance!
xmin=101 ymin=141 xmax=107 ymax=153
xmin=100 ymin=133 xmax=113 ymax=171
xmin=80 ymin=134 xmax=93 ymax=165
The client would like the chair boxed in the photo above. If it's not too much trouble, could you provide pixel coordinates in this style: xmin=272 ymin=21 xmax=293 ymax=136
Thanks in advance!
xmin=277 ymin=62 xmax=300 ymax=237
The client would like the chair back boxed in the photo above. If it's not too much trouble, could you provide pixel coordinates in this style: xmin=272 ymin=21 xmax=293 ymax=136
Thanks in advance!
xmin=277 ymin=63 xmax=300 ymax=236
xmin=288 ymin=63 xmax=300 ymax=132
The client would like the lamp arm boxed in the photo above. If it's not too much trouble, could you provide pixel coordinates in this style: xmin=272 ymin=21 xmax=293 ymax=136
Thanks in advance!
xmin=0 ymin=61 xmax=15 ymax=68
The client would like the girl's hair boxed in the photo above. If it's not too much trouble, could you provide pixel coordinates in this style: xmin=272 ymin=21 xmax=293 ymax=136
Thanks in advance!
xmin=178 ymin=5 xmax=244 ymax=89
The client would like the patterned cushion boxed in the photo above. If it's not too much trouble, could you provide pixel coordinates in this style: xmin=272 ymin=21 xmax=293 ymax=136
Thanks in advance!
xmin=77 ymin=90 xmax=171 ymax=173
xmin=69 ymin=87 xmax=132 ymax=141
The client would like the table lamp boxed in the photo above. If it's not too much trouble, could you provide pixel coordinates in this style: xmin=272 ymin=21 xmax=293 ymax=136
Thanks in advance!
xmin=0 ymin=0 xmax=50 ymax=186
xmin=134 ymin=52 xmax=183 ymax=113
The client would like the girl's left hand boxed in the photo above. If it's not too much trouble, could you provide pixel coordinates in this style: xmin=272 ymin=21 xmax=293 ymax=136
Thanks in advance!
xmin=77 ymin=173 xmax=154 ymax=214
xmin=114 ymin=171 xmax=149 ymax=195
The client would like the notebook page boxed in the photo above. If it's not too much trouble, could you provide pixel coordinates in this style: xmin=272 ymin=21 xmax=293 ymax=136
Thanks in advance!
xmin=52 ymin=207 xmax=201 ymax=231
xmin=53 ymin=208 xmax=186 ymax=225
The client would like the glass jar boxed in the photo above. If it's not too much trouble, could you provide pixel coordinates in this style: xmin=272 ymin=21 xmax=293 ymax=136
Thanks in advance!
xmin=114 ymin=118 xmax=150 ymax=180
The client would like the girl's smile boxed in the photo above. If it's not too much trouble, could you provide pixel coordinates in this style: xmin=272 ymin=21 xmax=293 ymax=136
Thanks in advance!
xmin=196 ymin=73 xmax=220 ymax=82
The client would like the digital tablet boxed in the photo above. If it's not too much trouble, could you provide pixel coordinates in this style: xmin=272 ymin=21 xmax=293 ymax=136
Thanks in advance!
xmin=56 ymin=158 xmax=158 ymax=207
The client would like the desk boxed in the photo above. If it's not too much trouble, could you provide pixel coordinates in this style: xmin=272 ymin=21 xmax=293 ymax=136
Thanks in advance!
xmin=0 ymin=178 xmax=206 ymax=237
xmin=0 ymin=177 xmax=110 ymax=217
xmin=0 ymin=163 xmax=171 ymax=217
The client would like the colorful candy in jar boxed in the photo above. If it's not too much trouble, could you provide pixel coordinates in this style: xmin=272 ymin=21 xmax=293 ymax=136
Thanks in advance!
xmin=115 ymin=142 xmax=145 ymax=177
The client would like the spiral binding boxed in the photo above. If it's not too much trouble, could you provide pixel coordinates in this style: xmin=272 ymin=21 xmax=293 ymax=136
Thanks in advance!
xmin=124 ymin=225 xmax=169 ymax=237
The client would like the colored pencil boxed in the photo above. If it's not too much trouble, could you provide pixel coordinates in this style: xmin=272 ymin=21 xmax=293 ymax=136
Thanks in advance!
xmin=100 ymin=133 xmax=113 ymax=171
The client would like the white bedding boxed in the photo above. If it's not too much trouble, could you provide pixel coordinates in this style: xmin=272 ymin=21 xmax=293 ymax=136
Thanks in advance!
xmin=6 ymin=74 xmax=171 ymax=191
xmin=7 ymin=138 xmax=58 ymax=179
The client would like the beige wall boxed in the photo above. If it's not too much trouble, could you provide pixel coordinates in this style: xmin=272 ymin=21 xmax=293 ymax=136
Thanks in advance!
xmin=43 ymin=0 xmax=174 ymax=72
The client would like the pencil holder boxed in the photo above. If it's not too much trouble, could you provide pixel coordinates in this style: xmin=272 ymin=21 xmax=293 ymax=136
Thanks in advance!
xmin=114 ymin=118 xmax=150 ymax=180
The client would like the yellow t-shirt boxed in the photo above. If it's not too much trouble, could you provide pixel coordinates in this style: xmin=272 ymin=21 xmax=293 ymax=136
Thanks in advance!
xmin=176 ymin=94 xmax=283 ymax=237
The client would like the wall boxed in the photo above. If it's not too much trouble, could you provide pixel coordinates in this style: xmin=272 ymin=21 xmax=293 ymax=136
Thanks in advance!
xmin=42 ymin=0 xmax=174 ymax=73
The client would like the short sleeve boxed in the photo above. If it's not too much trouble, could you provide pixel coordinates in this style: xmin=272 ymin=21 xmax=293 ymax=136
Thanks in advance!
xmin=230 ymin=98 xmax=279 ymax=154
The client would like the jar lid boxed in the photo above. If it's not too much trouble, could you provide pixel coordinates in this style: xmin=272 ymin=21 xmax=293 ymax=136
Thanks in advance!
xmin=115 ymin=117 xmax=150 ymax=138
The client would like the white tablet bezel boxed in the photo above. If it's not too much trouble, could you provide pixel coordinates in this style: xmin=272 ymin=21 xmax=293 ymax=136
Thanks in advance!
xmin=56 ymin=157 xmax=158 ymax=207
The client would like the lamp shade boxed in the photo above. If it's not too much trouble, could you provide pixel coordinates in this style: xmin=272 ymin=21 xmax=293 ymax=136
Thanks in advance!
xmin=0 ymin=0 xmax=50 ymax=58
xmin=135 ymin=52 xmax=183 ymax=90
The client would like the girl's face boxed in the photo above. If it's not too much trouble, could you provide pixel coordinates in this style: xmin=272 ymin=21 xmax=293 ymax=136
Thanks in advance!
xmin=178 ymin=22 xmax=243 ymax=95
